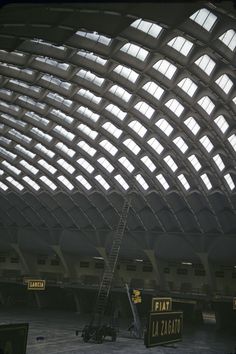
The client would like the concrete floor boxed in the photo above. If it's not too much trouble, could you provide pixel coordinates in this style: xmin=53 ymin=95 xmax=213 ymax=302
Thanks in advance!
xmin=0 ymin=308 xmax=235 ymax=354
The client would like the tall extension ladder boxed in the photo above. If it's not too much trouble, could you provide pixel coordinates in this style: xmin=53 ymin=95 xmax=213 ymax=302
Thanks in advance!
xmin=82 ymin=195 xmax=132 ymax=342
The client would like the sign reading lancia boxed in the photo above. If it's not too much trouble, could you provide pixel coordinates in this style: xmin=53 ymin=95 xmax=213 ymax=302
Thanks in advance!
xmin=145 ymin=311 xmax=183 ymax=348
xmin=233 ymin=297 xmax=236 ymax=310
xmin=152 ymin=297 xmax=172 ymax=312
xmin=27 ymin=279 xmax=46 ymax=290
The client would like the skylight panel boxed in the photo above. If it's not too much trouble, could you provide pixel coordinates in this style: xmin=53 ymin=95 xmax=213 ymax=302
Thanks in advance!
xmin=195 ymin=54 xmax=215 ymax=75
xmin=35 ymin=56 xmax=69 ymax=70
xmin=214 ymin=115 xmax=229 ymax=134
xmin=199 ymin=135 xmax=214 ymax=153
xmin=19 ymin=160 xmax=38 ymax=175
xmin=141 ymin=155 xmax=156 ymax=172
xmin=31 ymin=127 xmax=53 ymax=143
xmin=76 ymin=174 xmax=92 ymax=190
xmin=77 ymin=158 xmax=94 ymax=174
xmin=219 ymin=29 xmax=236 ymax=51
xmin=2 ymin=161 xmax=21 ymax=175
xmin=97 ymin=157 xmax=114 ymax=173
xmin=102 ymin=122 xmax=122 ymax=139
xmin=123 ymin=138 xmax=141 ymax=155
xmin=155 ymin=118 xmax=173 ymax=136
xmin=120 ymin=43 xmax=149 ymax=61
xmin=57 ymin=175 xmax=74 ymax=190
xmin=167 ymin=36 xmax=193 ymax=56
xmin=0 ymin=100 xmax=19 ymax=112
xmin=15 ymin=144 xmax=35 ymax=159
xmin=99 ymin=140 xmax=118 ymax=156
xmin=178 ymin=174 xmax=190 ymax=190
xmin=18 ymin=96 xmax=45 ymax=110
xmin=131 ymin=19 xmax=162 ymax=38
xmin=41 ymin=74 xmax=71 ymax=90
xmin=77 ymin=50 xmax=107 ymax=66
xmin=224 ymin=173 xmax=235 ymax=190
xmin=77 ymin=88 xmax=102 ymax=105
xmin=32 ymin=39 xmax=66 ymax=51
xmin=38 ymin=159 xmax=57 ymax=174
xmin=153 ymin=59 xmax=177 ymax=80
xmin=0 ymin=170 xmax=3 ymax=175
xmin=213 ymin=154 xmax=225 ymax=171
xmin=197 ymin=96 xmax=215 ymax=115
xmin=53 ymin=125 xmax=75 ymax=141
xmin=105 ymin=104 xmax=127 ymax=121
xmin=148 ymin=137 xmax=164 ymax=155
xmin=78 ymin=141 xmax=97 ymax=157
xmin=184 ymin=117 xmax=200 ymax=135
xmin=119 ymin=156 xmax=135 ymax=173
xmin=228 ymin=134 xmax=236 ymax=152
xmin=57 ymin=159 xmax=75 ymax=174
xmin=40 ymin=175 xmax=57 ymax=190
xmin=76 ymin=30 xmax=111 ymax=46
xmin=55 ymin=142 xmax=75 ymax=157
xmin=9 ymin=79 xmax=41 ymax=93
xmin=201 ymin=173 xmax=212 ymax=190
xmin=164 ymin=155 xmax=178 ymax=172
xmin=215 ymin=74 xmax=233 ymax=94
xmin=114 ymin=174 xmax=129 ymax=190
xmin=51 ymin=109 xmax=74 ymax=124
xmin=9 ymin=129 xmax=32 ymax=144
xmin=95 ymin=174 xmax=110 ymax=190
xmin=0 ymin=89 xmax=12 ymax=96
xmin=109 ymin=85 xmax=132 ymax=103
xmin=188 ymin=154 xmax=201 ymax=171
xmin=128 ymin=120 xmax=147 ymax=137
xmin=156 ymin=173 xmax=169 ymax=190
xmin=0 ymin=146 xmax=16 ymax=160
xmin=47 ymin=92 xmax=72 ymax=108
xmin=113 ymin=65 xmax=139 ymax=83
xmin=165 ymin=98 xmax=184 ymax=117
xmin=233 ymin=97 xmax=236 ymax=104
xmin=177 ymin=77 xmax=198 ymax=97
xmin=25 ymin=111 xmax=49 ymax=126
xmin=190 ymin=8 xmax=217 ymax=31
xmin=0 ymin=137 xmax=11 ymax=145
xmin=77 ymin=124 xmax=98 ymax=140
xmin=135 ymin=174 xmax=149 ymax=190
xmin=35 ymin=143 xmax=55 ymax=159
xmin=0 ymin=181 xmax=8 ymax=191
xmin=77 ymin=69 xmax=104 ymax=86
xmin=173 ymin=136 xmax=188 ymax=153
xmin=142 ymin=81 xmax=164 ymax=100
xmin=6 ymin=176 xmax=24 ymax=191
xmin=2 ymin=114 xmax=27 ymax=128
xmin=77 ymin=106 xmax=100 ymax=122
xmin=23 ymin=176 xmax=40 ymax=191
xmin=134 ymin=101 xmax=155 ymax=119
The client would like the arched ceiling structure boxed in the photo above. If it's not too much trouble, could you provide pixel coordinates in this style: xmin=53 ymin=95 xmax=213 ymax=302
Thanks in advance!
xmin=0 ymin=2 xmax=236 ymax=262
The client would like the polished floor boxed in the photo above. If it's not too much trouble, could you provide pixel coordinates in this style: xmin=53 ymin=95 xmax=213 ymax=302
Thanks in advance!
xmin=0 ymin=308 xmax=235 ymax=354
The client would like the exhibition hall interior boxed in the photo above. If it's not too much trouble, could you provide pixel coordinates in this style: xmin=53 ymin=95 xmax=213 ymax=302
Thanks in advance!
xmin=0 ymin=1 xmax=235 ymax=353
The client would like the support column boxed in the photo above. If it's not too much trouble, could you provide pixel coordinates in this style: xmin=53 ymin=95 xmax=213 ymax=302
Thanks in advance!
xmin=73 ymin=290 xmax=81 ymax=314
xmin=197 ymin=252 xmax=217 ymax=294
xmin=144 ymin=249 xmax=167 ymax=292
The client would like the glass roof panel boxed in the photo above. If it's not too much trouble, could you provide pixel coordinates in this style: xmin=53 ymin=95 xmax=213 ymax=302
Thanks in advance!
xmin=135 ymin=173 xmax=149 ymax=190
xmin=156 ymin=173 xmax=169 ymax=190
xmin=41 ymin=74 xmax=71 ymax=90
xmin=76 ymin=174 xmax=92 ymax=190
xmin=142 ymin=81 xmax=164 ymax=100
xmin=165 ymin=98 xmax=184 ymax=117
xmin=119 ymin=156 xmax=135 ymax=173
xmin=0 ymin=181 xmax=8 ymax=191
xmin=0 ymin=100 xmax=19 ymax=112
xmin=58 ymin=175 xmax=74 ymax=190
xmin=164 ymin=155 xmax=178 ymax=172
xmin=195 ymin=54 xmax=216 ymax=75
xmin=128 ymin=120 xmax=147 ymax=137
xmin=114 ymin=64 xmax=139 ymax=83
xmin=38 ymin=159 xmax=57 ymax=174
xmin=134 ymin=101 xmax=155 ymax=119
xmin=114 ymin=174 xmax=129 ymax=190
xmin=55 ymin=142 xmax=75 ymax=157
xmin=40 ymin=176 xmax=57 ymax=190
xmin=95 ymin=174 xmax=110 ymax=190
xmin=77 ymin=158 xmax=94 ymax=174
xmin=213 ymin=154 xmax=225 ymax=171
xmin=224 ymin=173 xmax=235 ymax=190
xmin=167 ymin=36 xmax=193 ymax=56
xmin=131 ymin=19 xmax=162 ymax=38
xmin=35 ymin=57 xmax=69 ymax=71
xmin=77 ymin=88 xmax=102 ymax=105
xmin=197 ymin=96 xmax=215 ymax=115
xmin=228 ymin=134 xmax=236 ymax=152
xmin=153 ymin=59 xmax=177 ymax=80
xmin=215 ymin=74 xmax=233 ymax=94
xmin=214 ymin=115 xmax=229 ymax=134
xmin=78 ymin=124 xmax=98 ymax=140
xmin=77 ymin=106 xmax=100 ymax=122
xmin=23 ymin=176 xmax=40 ymax=191
xmin=57 ymin=158 xmax=75 ymax=174
xmin=0 ymin=137 xmax=11 ymax=145
xmin=25 ymin=112 xmax=49 ymax=126
xmin=6 ymin=176 xmax=24 ymax=191
xmin=99 ymin=139 xmax=118 ymax=156
xmin=47 ymin=92 xmax=73 ymax=107
xmin=35 ymin=143 xmax=55 ymax=159
xmin=184 ymin=116 xmax=200 ymax=135
xmin=123 ymin=138 xmax=141 ymax=155
xmin=148 ymin=137 xmax=164 ymax=154
xmin=199 ymin=135 xmax=214 ymax=152
xmin=53 ymin=125 xmax=74 ymax=141
xmin=155 ymin=118 xmax=173 ymax=136
xmin=31 ymin=127 xmax=53 ymax=143
xmin=109 ymin=85 xmax=132 ymax=102
xmin=177 ymin=77 xmax=198 ymax=97
xmin=2 ymin=160 xmax=21 ymax=175
xmin=219 ymin=29 xmax=236 ymax=51
xmin=78 ymin=140 xmax=97 ymax=156
xmin=120 ymin=43 xmax=149 ymax=61
xmin=77 ymin=50 xmax=107 ymax=66
xmin=201 ymin=173 xmax=212 ymax=190
xmin=50 ymin=109 xmax=74 ymax=124
xmin=173 ymin=136 xmax=188 ymax=153
xmin=105 ymin=104 xmax=127 ymax=121
xmin=76 ymin=30 xmax=111 ymax=46
xmin=0 ymin=146 xmax=16 ymax=160
xmin=141 ymin=155 xmax=156 ymax=172
xmin=190 ymin=8 xmax=217 ymax=31
xmin=77 ymin=69 xmax=105 ymax=87
xmin=188 ymin=154 xmax=202 ymax=171
xmin=9 ymin=129 xmax=32 ymax=144
xmin=178 ymin=174 xmax=190 ymax=190
xmin=19 ymin=160 xmax=39 ymax=175
xmin=97 ymin=157 xmax=114 ymax=173
xmin=2 ymin=114 xmax=27 ymax=128
xmin=102 ymin=122 xmax=122 ymax=139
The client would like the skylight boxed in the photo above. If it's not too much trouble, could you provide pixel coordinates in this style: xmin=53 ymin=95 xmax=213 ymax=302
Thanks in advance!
xmin=141 ymin=155 xmax=156 ymax=172
xmin=97 ymin=157 xmax=114 ymax=173
xmin=128 ymin=120 xmax=147 ymax=137
xmin=114 ymin=174 xmax=129 ymax=190
xmin=77 ymin=50 xmax=107 ymax=66
xmin=76 ymin=30 xmax=111 ymax=46
xmin=95 ymin=174 xmax=110 ymax=190
xmin=134 ymin=101 xmax=155 ymax=119
xmin=76 ymin=174 xmax=92 ymax=190
xmin=177 ymin=77 xmax=198 ymax=97
xmin=148 ymin=137 xmax=164 ymax=154
xmin=155 ymin=118 xmax=173 ymax=136
xmin=23 ymin=176 xmax=40 ymax=191
xmin=77 ymin=158 xmax=94 ymax=174
xmin=77 ymin=69 xmax=105 ymax=87
xmin=109 ymin=85 xmax=132 ymax=103
xmin=135 ymin=174 xmax=149 ymax=190
xmin=156 ymin=174 xmax=169 ymax=190
xmin=40 ymin=175 xmax=57 ymax=190
xmin=0 ymin=146 xmax=16 ymax=160
xmin=228 ymin=134 xmax=236 ymax=152
xmin=57 ymin=158 xmax=75 ymax=174
xmin=119 ymin=156 xmax=135 ymax=173
xmin=99 ymin=139 xmax=118 ymax=156
xmin=25 ymin=111 xmax=49 ymax=126
xmin=195 ymin=54 xmax=215 ymax=75
xmin=47 ymin=92 xmax=72 ymax=107
xmin=6 ymin=176 xmax=24 ymax=191
xmin=165 ymin=98 xmax=184 ymax=117
xmin=199 ymin=135 xmax=214 ymax=153
xmin=153 ymin=59 xmax=177 ymax=79
xmin=0 ymin=181 xmax=8 ymax=191
xmin=78 ymin=124 xmax=98 ymax=140
xmin=31 ymin=127 xmax=53 ymax=143
xmin=201 ymin=173 xmax=212 ymax=190
xmin=214 ymin=115 xmax=229 ymax=134
xmin=19 ymin=160 xmax=38 ymax=175
xmin=164 ymin=155 xmax=178 ymax=172
xmin=167 ymin=36 xmax=193 ymax=56
xmin=78 ymin=141 xmax=97 ymax=156
xmin=173 ymin=136 xmax=188 ymax=153
xmin=184 ymin=117 xmax=200 ymax=135
xmin=213 ymin=154 xmax=225 ymax=171
xmin=18 ymin=96 xmax=45 ymax=110
xmin=35 ymin=143 xmax=55 ymax=159
xmin=224 ymin=173 xmax=235 ymax=190
xmin=38 ymin=159 xmax=57 ymax=174
xmin=41 ymin=74 xmax=71 ymax=90
xmin=51 ymin=109 xmax=74 ymax=124
xmin=215 ymin=74 xmax=233 ymax=94
xmin=131 ymin=19 xmax=162 ymax=38
xmin=57 ymin=175 xmax=74 ymax=190
xmin=114 ymin=64 xmax=139 ymax=83
xmin=219 ymin=29 xmax=236 ymax=52
xmin=190 ymin=8 xmax=217 ymax=31
xmin=102 ymin=122 xmax=122 ymax=139
xmin=105 ymin=104 xmax=127 ymax=121
xmin=2 ymin=161 xmax=21 ymax=175
xmin=197 ymin=96 xmax=215 ymax=115
xmin=123 ymin=138 xmax=141 ymax=155
xmin=77 ymin=106 xmax=100 ymax=122
xmin=178 ymin=174 xmax=190 ymax=190
xmin=77 ymin=88 xmax=102 ymax=105
xmin=55 ymin=142 xmax=75 ymax=157
xmin=188 ymin=154 xmax=201 ymax=171
xmin=53 ymin=125 xmax=75 ymax=141
xmin=142 ymin=81 xmax=164 ymax=100
xmin=2 ymin=114 xmax=27 ymax=128
xmin=9 ymin=129 xmax=32 ymax=144
xmin=120 ymin=43 xmax=149 ymax=61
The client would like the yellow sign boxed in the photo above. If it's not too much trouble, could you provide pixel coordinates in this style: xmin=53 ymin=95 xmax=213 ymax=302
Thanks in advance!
xmin=233 ymin=297 xmax=236 ymax=310
xmin=27 ymin=280 xmax=46 ymax=291
xmin=132 ymin=289 xmax=142 ymax=304
xmin=151 ymin=297 xmax=172 ymax=312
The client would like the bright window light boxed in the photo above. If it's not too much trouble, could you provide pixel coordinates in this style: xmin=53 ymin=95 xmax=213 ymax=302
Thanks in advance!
xmin=141 ymin=155 xmax=156 ymax=172
xmin=38 ymin=159 xmax=57 ymax=174
xmin=178 ymin=174 xmax=190 ymax=190
xmin=134 ymin=101 xmax=155 ymax=119
xmin=224 ymin=173 xmax=235 ymax=190
xmin=228 ymin=134 xmax=236 ymax=152
xmin=2 ymin=114 xmax=27 ymax=128
xmin=2 ymin=160 xmax=21 ymax=175
xmin=40 ymin=175 xmax=57 ymax=190
xmin=142 ymin=81 xmax=164 ymax=100
xmin=0 ymin=100 xmax=19 ymax=112
xmin=165 ymin=98 xmax=184 ymax=117
xmin=55 ymin=142 xmax=75 ymax=158
xmin=77 ymin=50 xmax=107 ymax=66
xmin=119 ymin=156 xmax=135 ymax=173
xmin=41 ymin=74 xmax=71 ymax=90
xmin=201 ymin=173 xmax=212 ymax=190
xmin=156 ymin=174 xmax=169 ymax=190
xmin=16 ymin=144 xmax=35 ymax=159
xmin=177 ymin=77 xmax=198 ymax=97
xmin=120 ymin=43 xmax=149 ymax=61
xmin=31 ymin=127 xmax=53 ymax=143
xmin=219 ymin=29 xmax=236 ymax=52
xmin=57 ymin=159 xmax=75 ymax=174
xmin=213 ymin=154 xmax=225 ymax=171
xmin=0 ymin=181 xmax=8 ymax=191
xmin=128 ymin=120 xmax=147 ymax=137
xmin=195 ymin=54 xmax=215 ymax=75
xmin=123 ymin=138 xmax=141 ymax=155
xmin=214 ymin=115 xmax=229 ymax=134
xmin=167 ymin=36 xmax=193 ymax=56
xmin=18 ymin=95 xmax=45 ymax=109
xmin=78 ymin=124 xmax=98 ymax=140
xmin=77 ymin=158 xmax=94 ymax=174
xmin=155 ymin=118 xmax=173 ymax=136
xmin=97 ymin=157 xmax=114 ymax=173
xmin=0 ymin=146 xmax=16 ymax=160
xmin=102 ymin=122 xmax=122 ymax=139
xmin=109 ymin=85 xmax=132 ymax=103
xmin=35 ymin=143 xmax=55 ymax=159
xmin=173 ymin=136 xmax=188 ymax=153
xmin=50 ymin=109 xmax=74 ymax=124
xmin=148 ymin=137 xmax=164 ymax=154
xmin=76 ymin=174 xmax=92 ymax=190
xmin=6 ymin=176 xmax=24 ymax=191
xmin=215 ymin=74 xmax=233 ymax=94
xmin=131 ymin=19 xmax=162 ymax=38
xmin=190 ymin=8 xmax=217 ymax=31
xmin=23 ymin=176 xmax=40 ymax=191
xmin=135 ymin=174 xmax=149 ymax=190
xmin=77 ymin=88 xmax=102 ymax=105
xmin=58 ymin=175 xmax=74 ymax=190
xmin=164 ymin=155 xmax=178 ymax=172
xmin=197 ymin=96 xmax=215 ymax=115
xmin=199 ymin=135 xmax=214 ymax=153
xmin=19 ymin=160 xmax=38 ymax=175
xmin=9 ymin=129 xmax=32 ymax=144
xmin=53 ymin=125 xmax=75 ymax=141
xmin=95 ymin=174 xmax=110 ymax=190
xmin=184 ymin=117 xmax=200 ymax=135
xmin=153 ymin=59 xmax=177 ymax=80
xmin=0 ymin=136 xmax=11 ymax=145
xmin=25 ymin=111 xmax=49 ymax=126
xmin=77 ymin=69 xmax=104 ymax=86
xmin=114 ymin=174 xmax=129 ymax=190
xmin=105 ymin=104 xmax=127 ymax=121
xmin=188 ymin=154 xmax=201 ymax=171
xmin=76 ymin=30 xmax=111 ymax=46
xmin=114 ymin=64 xmax=139 ymax=83
xmin=77 ymin=106 xmax=100 ymax=122
xmin=233 ymin=97 xmax=236 ymax=104
xmin=99 ymin=139 xmax=118 ymax=156
xmin=78 ymin=141 xmax=97 ymax=157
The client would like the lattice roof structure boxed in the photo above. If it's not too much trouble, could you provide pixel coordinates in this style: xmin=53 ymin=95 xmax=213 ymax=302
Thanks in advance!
xmin=0 ymin=2 xmax=236 ymax=263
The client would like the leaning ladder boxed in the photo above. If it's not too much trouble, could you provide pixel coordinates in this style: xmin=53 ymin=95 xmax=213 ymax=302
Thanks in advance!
xmin=90 ymin=196 xmax=132 ymax=327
